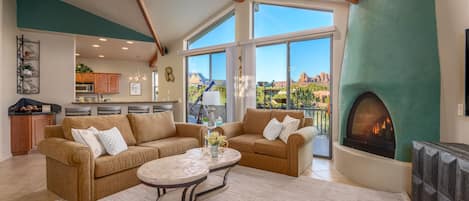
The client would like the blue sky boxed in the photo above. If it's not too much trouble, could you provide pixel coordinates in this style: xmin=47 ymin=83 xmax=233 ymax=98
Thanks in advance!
xmin=188 ymin=3 xmax=333 ymax=82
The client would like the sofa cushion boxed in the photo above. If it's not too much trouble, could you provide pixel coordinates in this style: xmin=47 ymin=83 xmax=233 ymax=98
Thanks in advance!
xmin=254 ymin=139 xmax=287 ymax=158
xmin=228 ymin=134 xmax=264 ymax=153
xmin=139 ymin=137 xmax=199 ymax=158
xmin=242 ymin=109 xmax=272 ymax=134
xmin=128 ymin=112 xmax=176 ymax=144
xmin=94 ymin=146 xmax=158 ymax=178
xmin=271 ymin=110 xmax=305 ymax=128
xmin=62 ymin=115 xmax=136 ymax=146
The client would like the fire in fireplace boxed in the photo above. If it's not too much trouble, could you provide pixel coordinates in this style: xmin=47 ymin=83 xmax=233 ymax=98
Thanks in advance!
xmin=344 ymin=92 xmax=396 ymax=158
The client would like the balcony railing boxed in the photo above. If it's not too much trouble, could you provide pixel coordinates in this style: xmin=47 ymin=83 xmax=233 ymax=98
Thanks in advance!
xmin=256 ymin=106 xmax=330 ymax=136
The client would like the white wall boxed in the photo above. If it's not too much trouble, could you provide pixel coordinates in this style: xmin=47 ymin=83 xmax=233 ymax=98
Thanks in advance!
xmin=19 ymin=31 xmax=76 ymax=124
xmin=76 ymin=58 xmax=154 ymax=101
xmin=156 ymin=0 xmax=350 ymax=136
xmin=436 ymin=0 xmax=469 ymax=143
xmin=0 ymin=0 xmax=19 ymax=161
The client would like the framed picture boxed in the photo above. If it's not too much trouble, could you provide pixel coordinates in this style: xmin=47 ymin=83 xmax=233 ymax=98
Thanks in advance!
xmin=130 ymin=82 xmax=142 ymax=96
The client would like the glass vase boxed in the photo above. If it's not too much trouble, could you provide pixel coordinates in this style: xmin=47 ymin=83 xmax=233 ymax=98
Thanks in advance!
xmin=210 ymin=144 xmax=219 ymax=158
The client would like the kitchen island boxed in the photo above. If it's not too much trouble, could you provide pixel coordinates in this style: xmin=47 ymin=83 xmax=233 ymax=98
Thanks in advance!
xmin=70 ymin=100 xmax=178 ymax=115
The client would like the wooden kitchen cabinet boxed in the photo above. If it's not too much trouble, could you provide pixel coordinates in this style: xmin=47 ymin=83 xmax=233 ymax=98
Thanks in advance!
xmin=10 ymin=114 xmax=55 ymax=155
xmin=94 ymin=73 xmax=109 ymax=94
xmin=94 ymin=73 xmax=121 ymax=94
xmin=108 ymin=74 xmax=120 ymax=93
xmin=76 ymin=73 xmax=95 ymax=83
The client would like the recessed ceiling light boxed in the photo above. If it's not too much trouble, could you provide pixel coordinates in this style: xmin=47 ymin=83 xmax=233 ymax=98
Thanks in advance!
xmin=99 ymin=38 xmax=107 ymax=42
xmin=92 ymin=44 xmax=101 ymax=48
xmin=121 ymin=47 xmax=129 ymax=50
xmin=98 ymin=54 xmax=104 ymax=58
xmin=126 ymin=41 xmax=134 ymax=44
xmin=75 ymin=53 xmax=80 ymax=56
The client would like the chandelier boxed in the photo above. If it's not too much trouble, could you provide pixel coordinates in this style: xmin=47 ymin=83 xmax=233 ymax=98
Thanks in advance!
xmin=128 ymin=71 xmax=147 ymax=81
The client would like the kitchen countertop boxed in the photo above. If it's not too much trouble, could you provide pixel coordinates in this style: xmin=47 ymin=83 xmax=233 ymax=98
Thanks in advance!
xmin=71 ymin=100 xmax=178 ymax=105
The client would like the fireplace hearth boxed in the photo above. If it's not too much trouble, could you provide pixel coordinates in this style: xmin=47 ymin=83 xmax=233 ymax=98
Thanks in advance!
xmin=344 ymin=92 xmax=396 ymax=158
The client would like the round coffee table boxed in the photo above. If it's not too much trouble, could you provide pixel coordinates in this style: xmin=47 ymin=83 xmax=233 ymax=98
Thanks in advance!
xmin=137 ymin=156 xmax=209 ymax=201
xmin=184 ymin=148 xmax=241 ymax=197
xmin=137 ymin=148 xmax=241 ymax=201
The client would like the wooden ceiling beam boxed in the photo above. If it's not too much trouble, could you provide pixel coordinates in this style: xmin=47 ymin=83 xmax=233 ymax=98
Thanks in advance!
xmin=136 ymin=0 xmax=164 ymax=67
xmin=346 ymin=0 xmax=359 ymax=4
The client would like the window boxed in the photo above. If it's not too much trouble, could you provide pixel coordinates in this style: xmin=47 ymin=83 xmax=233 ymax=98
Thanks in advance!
xmin=253 ymin=3 xmax=333 ymax=38
xmin=256 ymin=37 xmax=332 ymax=157
xmin=186 ymin=52 xmax=227 ymax=123
xmin=187 ymin=11 xmax=235 ymax=50
xmin=152 ymin=71 xmax=158 ymax=100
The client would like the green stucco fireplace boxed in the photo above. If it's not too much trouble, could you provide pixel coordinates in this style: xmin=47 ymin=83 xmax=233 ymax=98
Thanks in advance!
xmin=339 ymin=0 xmax=440 ymax=162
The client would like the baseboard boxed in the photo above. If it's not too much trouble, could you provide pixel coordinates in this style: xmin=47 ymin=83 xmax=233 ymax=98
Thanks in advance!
xmin=0 ymin=152 xmax=12 ymax=162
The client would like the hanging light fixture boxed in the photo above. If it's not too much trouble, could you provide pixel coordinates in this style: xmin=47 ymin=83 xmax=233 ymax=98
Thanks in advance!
xmin=128 ymin=71 xmax=147 ymax=81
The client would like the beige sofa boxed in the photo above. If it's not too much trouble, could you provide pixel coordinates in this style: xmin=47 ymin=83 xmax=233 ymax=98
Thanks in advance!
xmin=216 ymin=108 xmax=315 ymax=177
xmin=38 ymin=112 xmax=206 ymax=201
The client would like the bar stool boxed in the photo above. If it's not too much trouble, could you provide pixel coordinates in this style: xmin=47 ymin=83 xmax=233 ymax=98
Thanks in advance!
xmin=128 ymin=105 xmax=150 ymax=114
xmin=97 ymin=106 xmax=122 ymax=115
xmin=153 ymin=104 xmax=173 ymax=113
xmin=65 ymin=107 xmax=92 ymax=116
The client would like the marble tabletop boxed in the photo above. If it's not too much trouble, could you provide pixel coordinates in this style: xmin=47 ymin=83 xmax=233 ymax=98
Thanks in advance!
xmin=137 ymin=148 xmax=241 ymax=187
xmin=184 ymin=148 xmax=241 ymax=170
xmin=137 ymin=156 xmax=209 ymax=186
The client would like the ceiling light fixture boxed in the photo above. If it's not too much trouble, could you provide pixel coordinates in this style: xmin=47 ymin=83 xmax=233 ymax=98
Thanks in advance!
xmin=126 ymin=41 xmax=134 ymax=44
xmin=75 ymin=53 xmax=80 ymax=56
xmin=92 ymin=44 xmax=101 ymax=48
xmin=99 ymin=38 xmax=107 ymax=42
xmin=98 ymin=54 xmax=104 ymax=58
xmin=128 ymin=71 xmax=147 ymax=81
xmin=121 ymin=47 xmax=129 ymax=50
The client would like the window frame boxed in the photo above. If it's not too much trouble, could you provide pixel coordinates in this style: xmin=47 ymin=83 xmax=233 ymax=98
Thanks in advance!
xmin=185 ymin=50 xmax=227 ymax=123
xmin=251 ymin=2 xmax=334 ymax=39
xmin=255 ymin=35 xmax=333 ymax=110
xmin=183 ymin=5 xmax=236 ymax=51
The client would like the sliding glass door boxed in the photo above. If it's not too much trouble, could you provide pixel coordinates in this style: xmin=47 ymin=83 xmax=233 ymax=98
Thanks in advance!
xmin=186 ymin=52 xmax=227 ymax=124
xmin=256 ymin=37 xmax=332 ymax=158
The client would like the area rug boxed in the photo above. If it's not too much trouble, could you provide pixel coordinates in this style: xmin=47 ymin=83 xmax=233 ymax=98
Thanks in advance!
xmin=100 ymin=166 xmax=410 ymax=201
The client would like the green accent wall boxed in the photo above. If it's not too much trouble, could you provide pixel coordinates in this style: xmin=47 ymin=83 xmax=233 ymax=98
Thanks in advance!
xmin=17 ymin=0 xmax=154 ymax=42
xmin=339 ymin=0 xmax=440 ymax=162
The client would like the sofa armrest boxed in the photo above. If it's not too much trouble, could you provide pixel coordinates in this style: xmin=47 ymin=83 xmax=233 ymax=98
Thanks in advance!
xmin=286 ymin=126 xmax=317 ymax=177
xmin=38 ymin=137 xmax=92 ymax=166
xmin=38 ymin=137 xmax=94 ymax=201
xmin=175 ymin=123 xmax=207 ymax=146
xmin=287 ymin=126 xmax=316 ymax=146
xmin=215 ymin=121 xmax=243 ymax=139
xmin=45 ymin=125 xmax=65 ymax=138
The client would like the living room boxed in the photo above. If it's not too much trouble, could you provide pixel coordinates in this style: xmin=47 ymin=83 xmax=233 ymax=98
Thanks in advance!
xmin=0 ymin=0 xmax=467 ymax=200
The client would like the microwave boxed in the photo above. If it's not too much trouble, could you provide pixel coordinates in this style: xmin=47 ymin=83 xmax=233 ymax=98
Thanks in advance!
xmin=76 ymin=83 xmax=94 ymax=93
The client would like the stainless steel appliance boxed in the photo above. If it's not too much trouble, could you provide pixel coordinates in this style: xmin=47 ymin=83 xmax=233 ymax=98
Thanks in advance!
xmin=75 ymin=83 xmax=94 ymax=93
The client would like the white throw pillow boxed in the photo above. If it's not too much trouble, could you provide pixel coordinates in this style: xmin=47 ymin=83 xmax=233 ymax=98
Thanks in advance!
xmin=263 ymin=118 xmax=283 ymax=141
xmin=79 ymin=130 xmax=106 ymax=158
xmin=279 ymin=115 xmax=301 ymax=143
xmin=96 ymin=127 xmax=128 ymax=156
xmin=71 ymin=127 xmax=99 ymax=144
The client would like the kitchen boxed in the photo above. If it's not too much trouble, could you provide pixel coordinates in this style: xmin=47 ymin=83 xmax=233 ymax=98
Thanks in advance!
xmin=71 ymin=35 xmax=177 ymax=116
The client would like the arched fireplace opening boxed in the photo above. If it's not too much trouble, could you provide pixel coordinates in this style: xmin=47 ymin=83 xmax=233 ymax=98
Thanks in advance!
xmin=344 ymin=92 xmax=396 ymax=158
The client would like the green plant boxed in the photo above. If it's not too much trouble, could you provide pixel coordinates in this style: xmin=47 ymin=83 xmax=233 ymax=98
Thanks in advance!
xmin=202 ymin=117 xmax=209 ymax=122
xmin=76 ymin=63 xmax=93 ymax=73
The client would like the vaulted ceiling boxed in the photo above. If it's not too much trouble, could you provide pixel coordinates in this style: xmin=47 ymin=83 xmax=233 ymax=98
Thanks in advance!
xmin=63 ymin=0 xmax=232 ymax=45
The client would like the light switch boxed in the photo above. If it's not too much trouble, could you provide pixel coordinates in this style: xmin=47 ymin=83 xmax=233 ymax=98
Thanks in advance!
xmin=458 ymin=104 xmax=464 ymax=116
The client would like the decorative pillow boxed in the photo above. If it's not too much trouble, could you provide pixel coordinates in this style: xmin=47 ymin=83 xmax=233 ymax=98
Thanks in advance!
xmin=79 ymin=130 xmax=106 ymax=158
xmin=71 ymin=127 xmax=99 ymax=144
xmin=96 ymin=127 xmax=128 ymax=156
xmin=279 ymin=115 xmax=301 ymax=143
xmin=127 ymin=112 xmax=176 ymax=144
xmin=263 ymin=118 xmax=283 ymax=141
